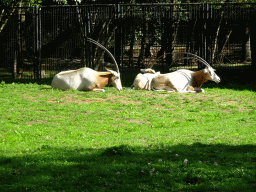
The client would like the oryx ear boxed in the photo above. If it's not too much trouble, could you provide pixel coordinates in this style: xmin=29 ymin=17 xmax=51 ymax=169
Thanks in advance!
xmin=107 ymin=69 xmax=119 ymax=76
xmin=204 ymin=68 xmax=208 ymax=73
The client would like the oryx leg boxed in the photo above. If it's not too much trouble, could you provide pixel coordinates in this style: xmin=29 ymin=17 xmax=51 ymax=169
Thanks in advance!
xmin=194 ymin=87 xmax=204 ymax=93
xmin=184 ymin=86 xmax=204 ymax=93
xmin=151 ymin=87 xmax=176 ymax=92
xmin=92 ymin=89 xmax=106 ymax=92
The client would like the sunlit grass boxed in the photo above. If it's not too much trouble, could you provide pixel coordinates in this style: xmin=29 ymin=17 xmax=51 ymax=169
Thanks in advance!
xmin=0 ymin=81 xmax=256 ymax=191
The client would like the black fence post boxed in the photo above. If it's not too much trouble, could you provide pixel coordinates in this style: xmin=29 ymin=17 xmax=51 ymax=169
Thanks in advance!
xmin=159 ymin=5 xmax=173 ymax=73
xmin=84 ymin=6 xmax=90 ymax=68
xmin=165 ymin=5 xmax=173 ymax=73
xmin=33 ymin=5 xmax=41 ymax=81
xmin=206 ymin=3 xmax=213 ymax=66
xmin=38 ymin=6 xmax=42 ymax=79
xmin=198 ymin=3 xmax=206 ymax=69
xmin=114 ymin=4 xmax=123 ymax=69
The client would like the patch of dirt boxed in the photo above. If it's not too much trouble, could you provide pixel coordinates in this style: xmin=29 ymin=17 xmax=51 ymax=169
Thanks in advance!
xmin=107 ymin=95 xmax=142 ymax=104
xmin=227 ymin=101 xmax=238 ymax=104
xmin=22 ymin=94 xmax=108 ymax=105
xmin=111 ymin=124 xmax=122 ymax=127
xmin=119 ymin=100 xmax=141 ymax=104
xmin=22 ymin=95 xmax=36 ymax=101
xmin=138 ymin=138 xmax=148 ymax=142
xmin=68 ymin=98 xmax=106 ymax=104
xmin=25 ymin=120 xmax=47 ymax=125
xmin=222 ymin=110 xmax=232 ymax=113
xmin=236 ymin=108 xmax=252 ymax=113
xmin=150 ymin=104 xmax=165 ymax=109
xmin=141 ymin=92 xmax=169 ymax=98
xmin=47 ymin=97 xmax=107 ymax=104
xmin=150 ymin=104 xmax=175 ymax=111
xmin=93 ymin=131 xmax=107 ymax=135
xmin=126 ymin=119 xmax=149 ymax=124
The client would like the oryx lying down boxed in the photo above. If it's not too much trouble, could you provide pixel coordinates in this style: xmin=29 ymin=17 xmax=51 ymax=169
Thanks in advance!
xmin=51 ymin=38 xmax=122 ymax=92
xmin=151 ymin=53 xmax=221 ymax=93
xmin=131 ymin=68 xmax=160 ymax=90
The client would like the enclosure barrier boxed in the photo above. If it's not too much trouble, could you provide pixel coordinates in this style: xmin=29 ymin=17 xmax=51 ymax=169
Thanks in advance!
xmin=0 ymin=3 xmax=255 ymax=80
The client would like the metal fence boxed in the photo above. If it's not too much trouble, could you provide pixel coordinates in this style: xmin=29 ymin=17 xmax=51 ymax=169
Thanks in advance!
xmin=0 ymin=3 xmax=255 ymax=80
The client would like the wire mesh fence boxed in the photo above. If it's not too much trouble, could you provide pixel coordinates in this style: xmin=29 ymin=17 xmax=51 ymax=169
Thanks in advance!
xmin=0 ymin=3 xmax=255 ymax=80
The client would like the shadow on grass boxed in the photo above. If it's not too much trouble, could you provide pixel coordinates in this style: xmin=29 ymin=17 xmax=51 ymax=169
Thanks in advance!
xmin=0 ymin=78 xmax=53 ymax=85
xmin=1 ymin=143 xmax=256 ymax=191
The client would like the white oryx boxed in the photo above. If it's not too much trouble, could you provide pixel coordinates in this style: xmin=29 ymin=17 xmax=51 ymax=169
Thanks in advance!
xmin=130 ymin=68 xmax=160 ymax=90
xmin=51 ymin=38 xmax=122 ymax=92
xmin=150 ymin=52 xmax=221 ymax=93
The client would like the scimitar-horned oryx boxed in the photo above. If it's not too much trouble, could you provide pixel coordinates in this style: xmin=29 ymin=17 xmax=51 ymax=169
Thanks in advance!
xmin=51 ymin=38 xmax=122 ymax=92
xmin=130 ymin=68 xmax=160 ymax=90
xmin=150 ymin=52 xmax=221 ymax=93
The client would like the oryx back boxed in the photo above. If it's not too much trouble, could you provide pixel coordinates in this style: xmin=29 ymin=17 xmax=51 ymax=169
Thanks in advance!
xmin=151 ymin=70 xmax=194 ymax=92
xmin=51 ymin=67 xmax=96 ymax=91
xmin=132 ymin=72 xmax=160 ymax=90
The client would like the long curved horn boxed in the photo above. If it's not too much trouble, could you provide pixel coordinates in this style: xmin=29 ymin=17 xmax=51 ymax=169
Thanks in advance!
xmin=87 ymin=38 xmax=120 ymax=73
xmin=171 ymin=56 xmax=207 ymax=67
xmin=148 ymin=52 xmax=171 ymax=68
xmin=175 ymin=52 xmax=212 ymax=68
xmin=152 ymin=52 xmax=212 ymax=69
xmin=149 ymin=52 xmax=192 ymax=68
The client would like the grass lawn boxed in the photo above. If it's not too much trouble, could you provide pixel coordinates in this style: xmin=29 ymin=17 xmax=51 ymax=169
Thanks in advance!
xmin=0 ymin=68 xmax=256 ymax=191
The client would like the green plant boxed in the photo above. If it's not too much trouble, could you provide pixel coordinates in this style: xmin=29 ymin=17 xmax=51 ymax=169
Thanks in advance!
xmin=0 ymin=82 xmax=256 ymax=191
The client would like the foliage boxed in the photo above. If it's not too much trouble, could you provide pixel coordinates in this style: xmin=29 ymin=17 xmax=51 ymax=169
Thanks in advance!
xmin=0 ymin=0 xmax=42 ymax=7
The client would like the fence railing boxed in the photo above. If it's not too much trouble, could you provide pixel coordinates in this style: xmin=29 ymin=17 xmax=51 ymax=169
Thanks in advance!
xmin=0 ymin=3 xmax=255 ymax=80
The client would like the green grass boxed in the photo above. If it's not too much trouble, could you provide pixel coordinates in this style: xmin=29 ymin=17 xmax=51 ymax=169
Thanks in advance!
xmin=0 ymin=79 xmax=256 ymax=191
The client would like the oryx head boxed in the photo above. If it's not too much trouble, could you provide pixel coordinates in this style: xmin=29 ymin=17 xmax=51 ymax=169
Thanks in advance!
xmin=204 ymin=67 xmax=221 ymax=83
xmin=107 ymin=69 xmax=122 ymax=91
xmin=174 ymin=52 xmax=221 ymax=83
xmin=87 ymin=38 xmax=122 ymax=91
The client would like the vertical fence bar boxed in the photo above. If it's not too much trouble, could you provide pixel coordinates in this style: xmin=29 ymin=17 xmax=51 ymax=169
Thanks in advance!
xmin=84 ymin=6 xmax=90 ymax=68
xmin=33 ymin=5 xmax=41 ymax=80
xmin=13 ymin=7 xmax=19 ymax=78
xmin=32 ymin=6 xmax=36 ymax=79
xmin=114 ymin=4 xmax=123 ymax=69
xmin=197 ymin=3 xmax=207 ymax=69
xmin=38 ymin=6 xmax=42 ymax=80
xmin=206 ymin=3 xmax=212 ymax=65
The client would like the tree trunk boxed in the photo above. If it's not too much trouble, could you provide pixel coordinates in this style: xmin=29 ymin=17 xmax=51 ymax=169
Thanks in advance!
xmin=0 ymin=1 xmax=17 ymax=33
xmin=218 ymin=29 xmax=232 ymax=63
xmin=157 ymin=19 xmax=168 ymax=59
xmin=75 ymin=3 xmax=86 ymax=67
xmin=212 ymin=11 xmax=223 ymax=64
xmin=211 ymin=15 xmax=232 ymax=64
xmin=250 ymin=13 xmax=256 ymax=71
xmin=241 ymin=27 xmax=251 ymax=62
xmin=14 ymin=3 xmax=23 ymax=78
xmin=129 ymin=22 xmax=135 ymax=67
xmin=137 ymin=18 xmax=147 ymax=68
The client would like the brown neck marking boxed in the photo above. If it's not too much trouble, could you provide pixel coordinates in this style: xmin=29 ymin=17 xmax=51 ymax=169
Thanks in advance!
xmin=191 ymin=69 xmax=209 ymax=88
xmin=95 ymin=71 xmax=114 ymax=89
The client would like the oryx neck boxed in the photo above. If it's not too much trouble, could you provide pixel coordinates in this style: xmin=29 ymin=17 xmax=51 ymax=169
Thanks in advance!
xmin=191 ymin=69 xmax=208 ymax=88
xmin=97 ymin=71 xmax=113 ymax=87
